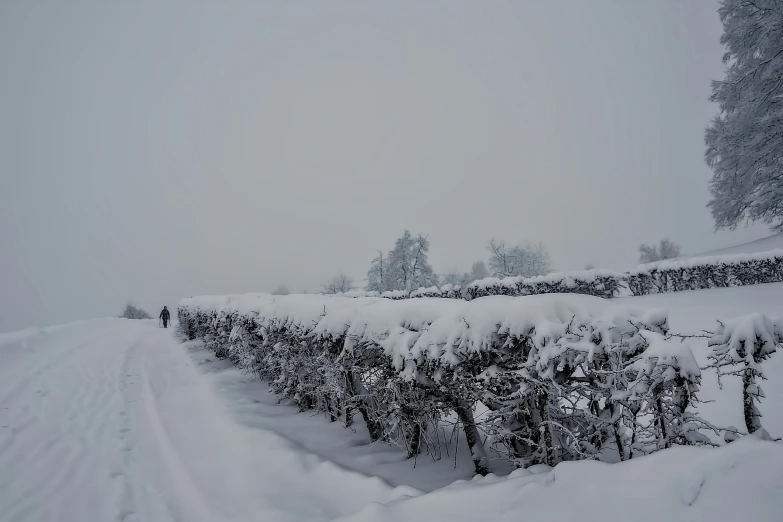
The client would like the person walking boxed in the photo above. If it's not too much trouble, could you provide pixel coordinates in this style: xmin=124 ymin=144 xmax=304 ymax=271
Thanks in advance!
xmin=159 ymin=306 xmax=171 ymax=328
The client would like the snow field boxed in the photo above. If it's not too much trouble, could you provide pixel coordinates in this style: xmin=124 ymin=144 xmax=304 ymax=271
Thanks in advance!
xmin=335 ymin=436 xmax=783 ymax=522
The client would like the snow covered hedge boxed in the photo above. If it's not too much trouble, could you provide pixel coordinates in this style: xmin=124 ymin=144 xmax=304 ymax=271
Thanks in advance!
xmin=179 ymin=292 xmax=723 ymax=475
xmin=462 ymin=249 xmax=783 ymax=300
xmin=322 ymin=250 xmax=783 ymax=304
xmin=465 ymin=270 xmax=622 ymax=300
xmin=626 ymin=249 xmax=783 ymax=296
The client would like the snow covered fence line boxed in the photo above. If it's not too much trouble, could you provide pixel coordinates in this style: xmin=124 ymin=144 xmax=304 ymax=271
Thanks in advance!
xmin=465 ymin=269 xmax=623 ymax=300
xmin=179 ymin=292 xmax=720 ymax=475
xmin=627 ymin=248 xmax=783 ymax=296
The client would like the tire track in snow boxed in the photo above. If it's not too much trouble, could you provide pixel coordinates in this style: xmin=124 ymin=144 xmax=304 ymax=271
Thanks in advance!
xmin=0 ymin=324 xmax=148 ymax=521
xmin=116 ymin=335 xmax=178 ymax=522
xmin=1 ymin=321 xmax=399 ymax=521
xmin=127 ymin=336 xmax=216 ymax=522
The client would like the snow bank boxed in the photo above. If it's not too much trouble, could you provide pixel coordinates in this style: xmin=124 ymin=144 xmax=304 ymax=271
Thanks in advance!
xmin=337 ymin=436 xmax=783 ymax=522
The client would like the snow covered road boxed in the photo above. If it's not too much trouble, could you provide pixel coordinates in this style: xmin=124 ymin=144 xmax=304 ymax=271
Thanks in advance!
xmin=0 ymin=319 xmax=401 ymax=522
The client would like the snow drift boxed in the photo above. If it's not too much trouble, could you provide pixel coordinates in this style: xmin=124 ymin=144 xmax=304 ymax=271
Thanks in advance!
xmin=336 ymin=436 xmax=783 ymax=522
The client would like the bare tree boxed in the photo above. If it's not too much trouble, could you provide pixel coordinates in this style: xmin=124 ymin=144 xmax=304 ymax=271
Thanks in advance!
xmin=440 ymin=268 xmax=472 ymax=287
xmin=658 ymin=238 xmax=681 ymax=260
xmin=322 ymin=273 xmax=354 ymax=294
xmin=639 ymin=238 xmax=682 ymax=264
xmin=487 ymin=239 xmax=551 ymax=278
xmin=487 ymin=239 xmax=514 ymax=278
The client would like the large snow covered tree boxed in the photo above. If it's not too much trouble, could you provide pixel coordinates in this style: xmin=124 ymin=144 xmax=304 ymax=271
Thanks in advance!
xmin=638 ymin=238 xmax=682 ymax=264
xmin=487 ymin=239 xmax=551 ymax=278
xmin=386 ymin=231 xmax=437 ymax=292
xmin=705 ymin=0 xmax=783 ymax=231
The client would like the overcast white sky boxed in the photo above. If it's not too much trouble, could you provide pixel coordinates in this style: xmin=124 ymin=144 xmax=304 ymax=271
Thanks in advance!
xmin=0 ymin=0 xmax=771 ymax=332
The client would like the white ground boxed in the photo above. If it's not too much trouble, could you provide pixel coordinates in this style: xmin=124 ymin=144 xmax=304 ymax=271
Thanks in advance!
xmin=0 ymin=320 xmax=411 ymax=522
xmin=2 ymin=283 xmax=783 ymax=521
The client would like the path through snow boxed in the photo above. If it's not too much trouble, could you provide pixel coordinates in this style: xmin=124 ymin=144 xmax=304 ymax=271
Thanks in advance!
xmin=0 ymin=319 xmax=405 ymax=522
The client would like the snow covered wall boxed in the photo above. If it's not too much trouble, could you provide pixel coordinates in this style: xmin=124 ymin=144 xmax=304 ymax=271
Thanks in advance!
xmin=177 ymin=292 xmax=783 ymax=478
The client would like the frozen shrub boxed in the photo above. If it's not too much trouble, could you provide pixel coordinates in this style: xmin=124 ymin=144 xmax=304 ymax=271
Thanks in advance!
xmin=121 ymin=302 xmax=151 ymax=320
xmin=708 ymin=314 xmax=783 ymax=435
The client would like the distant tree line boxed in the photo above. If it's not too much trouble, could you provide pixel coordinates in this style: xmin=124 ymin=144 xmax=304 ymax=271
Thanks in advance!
xmin=311 ymin=231 xmax=686 ymax=296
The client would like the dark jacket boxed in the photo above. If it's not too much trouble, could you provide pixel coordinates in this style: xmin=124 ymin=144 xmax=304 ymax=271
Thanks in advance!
xmin=160 ymin=308 xmax=170 ymax=321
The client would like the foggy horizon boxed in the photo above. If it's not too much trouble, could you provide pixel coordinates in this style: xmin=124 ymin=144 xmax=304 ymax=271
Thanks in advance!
xmin=0 ymin=0 xmax=774 ymax=332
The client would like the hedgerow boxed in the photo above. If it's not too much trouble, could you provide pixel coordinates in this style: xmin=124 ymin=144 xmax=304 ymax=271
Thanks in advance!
xmin=178 ymin=292 xmax=781 ymax=475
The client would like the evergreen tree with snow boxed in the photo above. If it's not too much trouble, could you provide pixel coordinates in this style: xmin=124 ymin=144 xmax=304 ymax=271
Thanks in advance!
xmin=705 ymin=0 xmax=783 ymax=231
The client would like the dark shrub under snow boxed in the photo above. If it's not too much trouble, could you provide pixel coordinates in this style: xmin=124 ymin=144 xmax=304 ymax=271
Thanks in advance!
xmin=121 ymin=302 xmax=152 ymax=320
xmin=626 ymin=249 xmax=783 ymax=296
xmin=465 ymin=269 xmax=623 ymax=300
xmin=367 ymin=249 xmax=779 ymax=304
